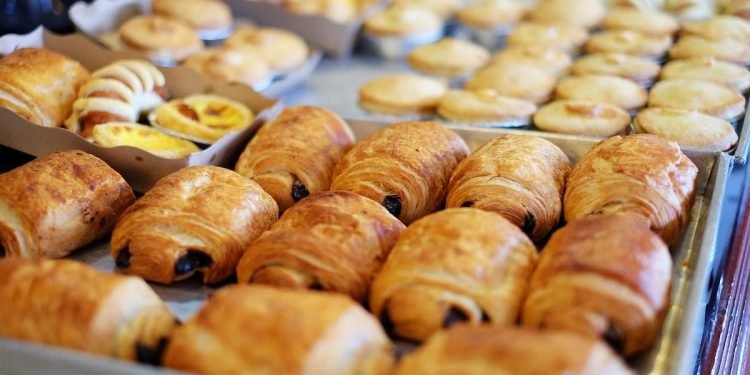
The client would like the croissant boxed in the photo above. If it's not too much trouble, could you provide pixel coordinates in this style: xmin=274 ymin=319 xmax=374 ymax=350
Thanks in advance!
xmin=370 ymin=208 xmax=538 ymax=342
xmin=0 ymin=48 xmax=90 ymax=128
xmin=331 ymin=121 xmax=469 ymax=224
xmin=0 ymin=150 xmax=135 ymax=259
xmin=235 ymin=106 xmax=355 ymax=213
xmin=446 ymin=134 xmax=571 ymax=242
xmin=163 ymin=284 xmax=395 ymax=375
xmin=236 ymin=191 xmax=405 ymax=302
xmin=564 ymin=134 xmax=697 ymax=245
xmin=111 ymin=166 xmax=278 ymax=284
xmin=522 ymin=214 xmax=672 ymax=356
xmin=66 ymin=59 xmax=169 ymax=138
xmin=0 ymin=258 xmax=178 ymax=363
xmin=393 ymin=325 xmax=633 ymax=375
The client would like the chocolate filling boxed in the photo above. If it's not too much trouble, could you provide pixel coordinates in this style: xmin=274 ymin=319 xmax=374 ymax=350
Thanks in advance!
xmin=174 ymin=250 xmax=213 ymax=276
xmin=0 ymin=244 xmax=4 ymax=257
xmin=135 ymin=337 xmax=169 ymax=365
xmin=291 ymin=179 xmax=310 ymax=202
xmin=442 ymin=307 xmax=469 ymax=328
xmin=603 ymin=325 xmax=624 ymax=353
xmin=115 ymin=248 xmax=131 ymax=268
xmin=382 ymin=195 xmax=402 ymax=218
xmin=521 ymin=212 xmax=536 ymax=235
xmin=380 ymin=310 xmax=396 ymax=333
xmin=309 ymin=281 xmax=324 ymax=291
xmin=461 ymin=201 xmax=475 ymax=208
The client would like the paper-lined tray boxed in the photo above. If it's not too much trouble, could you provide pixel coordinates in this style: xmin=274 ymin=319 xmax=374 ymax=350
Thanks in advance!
xmin=0 ymin=31 xmax=282 ymax=192
xmin=69 ymin=0 xmax=323 ymax=96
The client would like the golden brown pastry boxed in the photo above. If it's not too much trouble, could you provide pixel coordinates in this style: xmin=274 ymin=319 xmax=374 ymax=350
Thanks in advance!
xmin=570 ymin=53 xmax=661 ymax=87
xmin=407 ymin=38 xmax=491 ymax=78
xmin=456 ymin=0 xmax=524 ymax=31
xmin=527 ymin=0 xmax=606 ymax=29
xmin=0 ymin=48 xmax=89 ymax=128
xmin=564 ymin=134 xmax=698 ymax=245
xmin=533 ymin=100 xmax=631 ymax=137
xmin=465 ymin=64 xmax=556 ymax=104
xmin=0 ymin=151 xmax=135 ymax=259
xmin=555 ymin=74 xmax=648 ymax=112
xmin=235 ymin=106 xmax=355 ymax=213
xmin=634 ymin=107 xmax=738 ymax=151
xmin=437 ymin=89 xmax=538 ymax=126
xmin=522 ymin=214 xmax=672 ymax=356
xmin=392 ymin=0 xmax=464 ymax=18
xmin=490 ymin=46 xmax=572 ymax=77
xmin=182 ymin=47 xmax=272 ymax=91
xmin=370 ymin=208 xmax=538 ymax=342
xmin=506 ymin=22 xmax=589 ymax=53
xmin=163 ymin=284 xmax=394 ymax=375
xmin=601 ymin=7 xmax=679 ymax=36
xmin=681 ymin=15 xmax=750 ymax=43
xmin=284 ymin=0 xmax=358 ymax=23
xmin=91 ymin=122 xmax=200 ymax=159
xmin=0 ymin=258 xmax=177 ymax=363
xmin=66 ymin=59 xmax=169 ymax=138
xmin=224 ymin=27 xmax=309 ymax=73
xmin=363 ymin=4 xmax=443 ymax=37
xmin=648 ymin=79 xmax=746 ymax=121
xmin=119 ymin=15 xmax=204 ymax=62
xmin=393 ymin=325 xmax=633 ymax=375
xmin=660 ymin=58 xmax=750 ymax=92
xmin=668 ymin=35 xmax=750 ymax=66
xmin=358 ymin=74 xmax=448 ymax=116
xmin=446 ymin=135 xmax=571 ymax=242
xmin=152 ymin=0 xmax=232 ymax=34
xmin=585 ymin=30 xmax=673 ymax=59
xmin=111 ymin=166 xmax=278 ymax=284
xmin=331 ymin=121 xmax=468 ymax=224
xmin=236 ymin=191 xmax=405 ymax=302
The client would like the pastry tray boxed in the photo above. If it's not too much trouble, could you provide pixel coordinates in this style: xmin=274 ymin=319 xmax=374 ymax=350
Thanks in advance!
xmin=0 ymin=120 xmax=732 ymax=375
xmin=733 ymin=99 xmax=750 ymax=165
xmin=68 ymin=0 xmax=324 ymax=96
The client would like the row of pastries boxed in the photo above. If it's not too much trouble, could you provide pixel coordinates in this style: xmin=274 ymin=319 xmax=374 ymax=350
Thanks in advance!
xmin=0 ymin=102 xmax=698 ymax=373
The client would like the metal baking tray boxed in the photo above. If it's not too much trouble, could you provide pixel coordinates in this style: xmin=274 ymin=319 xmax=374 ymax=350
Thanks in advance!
xmin=0 ymin=120 xmax=732 ymax=375
xmin=733 ymin=99 xmax=750 ymax=165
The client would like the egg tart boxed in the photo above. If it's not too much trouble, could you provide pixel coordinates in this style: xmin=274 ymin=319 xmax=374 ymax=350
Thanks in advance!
xmin=151 ymin=94 xmax=254 ymax=144
xmin=91 ymin=122 xmax=200 ymax=159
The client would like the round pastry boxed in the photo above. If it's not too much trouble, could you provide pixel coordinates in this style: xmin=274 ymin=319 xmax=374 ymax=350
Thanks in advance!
xmin=407 ymin=38 xmax=490 ymax=78
xmin=118 ymin=15 xmax=204 ymax=62
xmin=490 ymin=46 xmax=572 ymax=77
xmin=506 ymin=22 xmax=589 ymax=53
xmin=224 ymin=27 xmax=309 ymax=73
xmin=392 ymin=0 xmax=464 ymax=18
xmin=634 ymin=107 xmax=738 ymax=151
xmin=152 ymin=0 xmax=232 ymax=37
xmin=555 ymin=74 xmax=648 ymax=112
xmin=437 ymin=89 xmax=538 ymax=126
xmin=681 ymin=15 xmax=750 ymax=43
xmin=660 ymin=58 xmax=750 ymax=93
xmin=585 ymin=30 xmax=672 ymax=60
xmin=648 ymin=79 xmax=746 ymax=121
xmin=283 ymin=0 xmax=358 ymax=23
xmin=91 ymin=122 xmax=200 ymax=159
xmin=456 ymin=0 xmax=524 ymax=31
xmin=359 ymin=74 xmax=448 ymax=115
xmin=363 ymin=4 xmax=443 ymax=37
xmin=669 ymin=36 xmax=750 ymax=66
xmin=182 ymin=47 xmax=271 ymax=90
xmin=527 ymin=0 xmax=606 ymax=29
xmin=533 ymin=100 xmax=631 ymax=137
xmin=563 ymin=134 xmax=698 ymax=245
xmin=601 ymin=7 xmax=679 ymax=36
xmin=465 ymin=64 xmax=556 ymax=104
xmin=151 ymin=94 xmax=254 ymax=144
xmin=522 ymin=214 xmax=672 ymax=356
xmin=570 ymin=53 xmax=661 ymax=87
xmin=393 ymin=326 xmax=632 ymax=375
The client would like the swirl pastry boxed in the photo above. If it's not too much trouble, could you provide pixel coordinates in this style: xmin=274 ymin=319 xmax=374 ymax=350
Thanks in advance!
xmin=235 ymin=106 xmax=355 ymax=212
xmin=393 ymin=325 xmax=632 ymax=375
xmin=0 ymin=150 xmax=135 ymax=259
xmin=331 ymin=121 xmax=469 ymax=224
xmin=0 ymin=48 xmax=89 ymax=128
xmin=446 ymin=135 xmax=571 ymax=242
xmin=92 ymin=123 xmax=200 ymax=159
xmin=182 ymin=48 xmax=271 ymax=91
xmin=564 ymin=134 xmax=698 ymax=245
xmin=111 ymin=166 xmax=278 ymax=284
xmin=0 ymin=258 xmax=177 ymax=363
xmin=522 ymin=214 xmax=672 ymax=356
xmin=225 ymin=27 xmax=309 ymax=73
xmin=370 ymin=208 xmax=538 ymax=342
xmin=237 ymin=191 xmax=405 ymax=302
xmin=164 ymin=284 xmax=394 ymax=375
xmin=119 ymin=15 xmax=204 ymax=62
xmin=152 ymin=94 xmax=254 ymax=144
xmin=66 ymin=59 xmax=169 ymax=138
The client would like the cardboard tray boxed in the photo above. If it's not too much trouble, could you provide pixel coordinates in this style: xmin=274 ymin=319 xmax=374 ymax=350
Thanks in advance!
xmin=68 ymin=0 xmax=323 ymax=96
xmin=0 ymin=31 xmax=282 ymax=192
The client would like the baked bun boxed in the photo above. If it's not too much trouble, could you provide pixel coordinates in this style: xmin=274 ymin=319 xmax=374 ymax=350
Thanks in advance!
xmin=237 ymin=191 xmax=405 ymax=302
xmin=522 ymin=214 xmax=672 ymax=356
xmin=359 ymin=74 xmax=448 ymax=116
xmin=163 ymin=284 xmax=394 ymax=375
xmin=533 ymin=100 xmax=631 ymax=137
xmin=0 ymin=150 xmax=134 ymax=259
xmin=554 ymin=74 xmax=648 ymax=112
xmin=370 ymin=208 xmax=538 ymax=342
xmin=235 ymin=106 xmax=355 ymax=213
xmin=182 ymin=47 xmax=271 ymax=90
xmin=119 ymin=15 xmax=204 ymax=62
xmin=152 ymin=0 xmax=232 ymax=33
xmin=331 ymin=121 xmax=469 ymax=224
xmin=465 ymin=64 xmax=556 ymax=104
xmin=446 ymin=134 xmax=571 ymax=242
xmin=111 ymin=166 xmax=278 ymax=284
xmin=634 ymin=107 xmax=738 ymax=151
xmin=224 ymin=27 xmax=309 ymax=73
xmin=0 ymin=48 xmax=89 ymax=128
xmin=564 ymin=134 xmax=698 ymax=245
xmin=647 ymin=79 xmax=746 ymax=121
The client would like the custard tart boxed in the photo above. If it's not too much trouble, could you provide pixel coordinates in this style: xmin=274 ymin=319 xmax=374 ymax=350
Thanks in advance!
xmin=151 ymin=94 xmax=254 ymax=144
xmin=91 ymin=122 xmax=200 ymax=159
